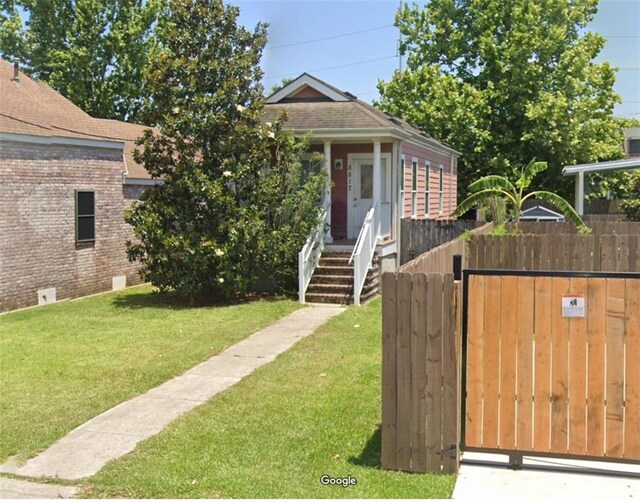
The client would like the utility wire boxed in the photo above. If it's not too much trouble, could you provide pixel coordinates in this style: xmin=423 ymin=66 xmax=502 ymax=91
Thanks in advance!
xmin=264 ymin=56 xmax=397 ymax=80
xmin=266 ymin=24 xmax=394 ymax=50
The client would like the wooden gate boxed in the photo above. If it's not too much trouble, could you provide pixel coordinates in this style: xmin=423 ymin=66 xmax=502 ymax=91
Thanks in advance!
xmin=462 ymin=270 xmax=640 ymax=464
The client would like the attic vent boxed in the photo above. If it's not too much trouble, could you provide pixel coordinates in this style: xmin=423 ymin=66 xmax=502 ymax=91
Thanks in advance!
xmin=344 ymin=92 xmax=357 ymax=100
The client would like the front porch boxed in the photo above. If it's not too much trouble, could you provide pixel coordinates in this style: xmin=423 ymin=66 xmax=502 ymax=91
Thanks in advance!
xmin=309 ymin=140 xmax=399 ymax=248
xmin=297 ymin=139 xmax=401 ymax=305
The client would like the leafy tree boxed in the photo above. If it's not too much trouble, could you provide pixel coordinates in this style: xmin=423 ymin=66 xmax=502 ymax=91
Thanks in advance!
xmin=0 ymin=0 xmax=164 ymax=122
xmin=584 ymin=118 xmax=640 ymax=220
xmin=125 ymin=0 xmax=326 ymax=300
xmin=452 ymin=159 xmax=589 ymax=233
xmin=377 ymin=0 xmax=624 ymax=200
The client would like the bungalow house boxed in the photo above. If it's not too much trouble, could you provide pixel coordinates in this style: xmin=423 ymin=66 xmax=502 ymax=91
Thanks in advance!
xmin=264 ymin=74 xmax=461 ymax=304
xmin=0 ymin=59 xmax=155 ymax=312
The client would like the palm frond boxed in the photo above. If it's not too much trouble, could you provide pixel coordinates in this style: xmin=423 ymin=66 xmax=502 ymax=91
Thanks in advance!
xmin=452 ymin=189 xmax=512 ymax=219
xmin=469 ymin=175 xmax=517 ymax=195
xmin=516 ymin=158 xmax=548 ymax=191
xmin=526 ymin=191 xmax=591 ymax=233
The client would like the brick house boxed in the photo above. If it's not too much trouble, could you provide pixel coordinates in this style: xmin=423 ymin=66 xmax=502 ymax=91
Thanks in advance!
xmin=0 ymin=60 xmax=155 ymax=312
xmin=265 ymin=74 xmax=461 ymax=304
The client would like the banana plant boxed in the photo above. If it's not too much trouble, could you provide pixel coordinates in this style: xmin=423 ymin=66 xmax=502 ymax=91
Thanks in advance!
xmin=452 ymin=159 xmax=590 ymax=234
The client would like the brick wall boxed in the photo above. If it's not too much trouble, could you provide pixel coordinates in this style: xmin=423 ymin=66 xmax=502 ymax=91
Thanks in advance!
xmin=0 ymin=140 xmax=145 ymax=312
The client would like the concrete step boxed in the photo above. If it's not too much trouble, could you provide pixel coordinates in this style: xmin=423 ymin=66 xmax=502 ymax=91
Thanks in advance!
xmin=309 ymin=275 xmax=353 ymax=286
xmin=305 ymin=292 xmax=352 ymax=305
xmin=307 ymin=283 xmax=353 ymax=295
xmin=361 ymin=277 xmax=379 ymax=294
xmin=323 ymin=250 xmax=352 ymax=257
xmin=319 ymin=256 xmax=351 ymax=266
xmin=315 ymin=265 xmax=354 ymax=276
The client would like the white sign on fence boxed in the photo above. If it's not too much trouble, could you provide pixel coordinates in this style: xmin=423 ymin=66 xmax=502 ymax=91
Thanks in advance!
xmin=562 ymin=295 xmax=585 ymax=318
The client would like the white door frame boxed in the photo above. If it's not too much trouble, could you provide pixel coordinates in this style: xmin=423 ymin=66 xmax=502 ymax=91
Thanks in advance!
xmin=347 ymin=152 xmax=392 ymax=239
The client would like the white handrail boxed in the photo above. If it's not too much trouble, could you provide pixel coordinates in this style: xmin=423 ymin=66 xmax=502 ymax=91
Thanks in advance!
xmin=298 ymin=206 xmax=329 ymax=303
xmin=350 ymin=206 xmax=377 ymax=306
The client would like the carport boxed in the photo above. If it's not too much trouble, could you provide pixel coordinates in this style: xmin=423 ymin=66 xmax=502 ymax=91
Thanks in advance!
xmin=562 ymin=158 xmax=640 ymax=215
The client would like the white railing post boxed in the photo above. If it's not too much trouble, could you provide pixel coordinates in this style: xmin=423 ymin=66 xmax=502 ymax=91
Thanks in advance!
xmin=298 ymin=249 xmax=305 ymax=303
xmin=349 ymin=206 xmax=377 ymax=307
xmin=297 ymin=206 xmax=329 ymax=304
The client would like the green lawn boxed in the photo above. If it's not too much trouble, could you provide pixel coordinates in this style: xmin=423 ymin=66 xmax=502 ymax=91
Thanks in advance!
xmin=81 ymin=298 xmax=455 ymax=499
xmin=0 ymin=285 xmax=299 ymax=464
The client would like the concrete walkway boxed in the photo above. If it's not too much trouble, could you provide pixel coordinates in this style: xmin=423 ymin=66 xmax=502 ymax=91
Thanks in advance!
xmin=453 ymin=452 xmax=640 ymax=501
xmin=0 ymin=478 xmax=78 ymax=499
xmin=0 ymin=305 xmax=344 ymax=483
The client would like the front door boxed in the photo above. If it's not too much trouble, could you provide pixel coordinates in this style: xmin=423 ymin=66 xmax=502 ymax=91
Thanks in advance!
xmin=349 ymin=159 xmax=374 ymax=239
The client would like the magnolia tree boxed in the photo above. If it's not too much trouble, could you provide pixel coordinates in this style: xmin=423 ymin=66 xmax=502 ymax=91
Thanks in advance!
xmin=125 ymin=0 xmax=326 ymax=299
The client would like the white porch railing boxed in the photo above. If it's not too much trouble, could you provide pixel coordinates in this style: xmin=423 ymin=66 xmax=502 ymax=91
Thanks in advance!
xmin=298 ymin=206 xmax=329 ymax=303
xmin=349 ymin=206 xmax=377 ymax=306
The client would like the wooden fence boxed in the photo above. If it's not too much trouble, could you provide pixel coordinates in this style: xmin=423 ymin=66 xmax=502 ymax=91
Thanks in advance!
xmin=510 ymin=221 xmax=640 ymax=235
xmin=400 ymin=222 xmax=493 ymax=275
xmin=400 ymin=219 xmax=482 ymax=265
xmin=464 ymin=271 xmax=640 ymax=462
xmin=381 ymin=272 xmax=461 ymax=474
xmin=467 ymin=234 xmax=640 ymax=272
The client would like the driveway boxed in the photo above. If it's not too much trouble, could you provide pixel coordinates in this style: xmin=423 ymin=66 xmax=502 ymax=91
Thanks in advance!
xmin=453 ymin=452 xmax=640 ymax=501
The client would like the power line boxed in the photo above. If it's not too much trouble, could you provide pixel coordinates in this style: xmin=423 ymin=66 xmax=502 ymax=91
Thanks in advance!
xmin=264 ymin=56 xmax=397 ymax=80
xmin=266 ymin=24 xmax=394 ymax=50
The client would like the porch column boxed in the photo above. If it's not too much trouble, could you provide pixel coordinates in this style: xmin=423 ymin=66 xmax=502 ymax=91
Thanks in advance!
xmin=575 ymin=171 xmax=584 ymax=215
xmin=373 ymin=140 xmax=381 ymax=239
xmin=323 ymin=140 xmax=333 ymax=243
xmin=391 ymin=141 xmax=399 ymax=241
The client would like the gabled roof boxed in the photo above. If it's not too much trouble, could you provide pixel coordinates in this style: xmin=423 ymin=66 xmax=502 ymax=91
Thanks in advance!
xmin=264 ymin=73 xmax=460 ymax=156
xmin=520 ymin=205 xmax=565 ymax=221
xmin=0 ymin=59 xmax=152 ymax=179
xmin=266 ymin=73 xmax=352 ymax=103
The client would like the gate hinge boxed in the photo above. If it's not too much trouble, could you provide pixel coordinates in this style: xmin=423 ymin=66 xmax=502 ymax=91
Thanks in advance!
xmin=439 ymin=444 xmax=458 ymax=458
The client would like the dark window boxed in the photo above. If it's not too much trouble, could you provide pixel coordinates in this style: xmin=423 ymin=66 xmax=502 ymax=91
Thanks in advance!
xmin=629 ymin=139 xmax=640 ymax=155
xmin=412 ymin=161 xmax=418 ymax=191
xmin=76 ymin=191 xmax=95 ymax=242
xmin=425 ymin=162 xmax=430 ymax=216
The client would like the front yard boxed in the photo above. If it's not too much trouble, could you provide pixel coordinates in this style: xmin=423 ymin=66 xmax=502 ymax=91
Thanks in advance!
xmin=81 ymin=298 xmax=455 ymax=499
xmin=0 ymin=285 xmax=299 ymax=464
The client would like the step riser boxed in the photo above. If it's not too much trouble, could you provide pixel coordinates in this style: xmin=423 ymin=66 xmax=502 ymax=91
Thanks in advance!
xmin=315 ymin=267 xmax=353 ymax=277
xmin=307 ymin=287 xmax=352 ymax=295
xmin=310 ymin=276 xmax=352 ymax=286
xmin=306 ymin=251 xmax=379 ymax=305
xmin=306 ymin=294 xmax=352 ymax=305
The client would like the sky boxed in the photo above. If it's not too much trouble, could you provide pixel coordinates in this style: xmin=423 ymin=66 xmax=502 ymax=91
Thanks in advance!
xmin=234 ymin=0 xmax=640 ymax=119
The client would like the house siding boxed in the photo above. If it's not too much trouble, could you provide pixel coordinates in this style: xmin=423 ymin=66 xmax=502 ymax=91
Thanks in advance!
xmin=400 ymin=141 xmax=456 ymax=219
xmin=0 ymin=140 xmax=144 ymax=312
xmin=292 ymin=86 xmax=326 ymax=99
